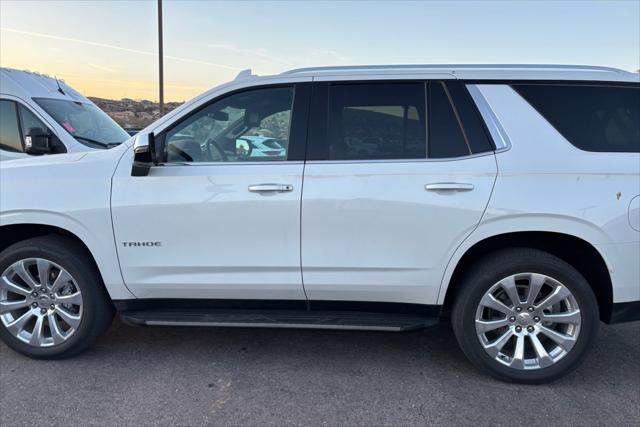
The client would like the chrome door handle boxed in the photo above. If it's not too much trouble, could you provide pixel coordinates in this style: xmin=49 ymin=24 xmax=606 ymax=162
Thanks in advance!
xmin=248 ymin=183 xmax=294 ymax=193
xmin=425 ymin=183 xmax=474 ymax=192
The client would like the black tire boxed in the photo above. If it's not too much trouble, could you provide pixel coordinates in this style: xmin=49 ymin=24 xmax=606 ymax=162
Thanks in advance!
xmin=452 ymin=247 xmax=599 ymax=384
xmin=0 ymin=235 xmax=114 ymax=359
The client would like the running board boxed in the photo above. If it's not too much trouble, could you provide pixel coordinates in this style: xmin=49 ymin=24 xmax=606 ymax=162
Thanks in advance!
xmin=120 ymin=309 xmax=439 ymax=332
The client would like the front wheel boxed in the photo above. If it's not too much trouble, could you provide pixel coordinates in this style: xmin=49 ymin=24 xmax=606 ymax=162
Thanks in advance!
xmin=0 ymin=236 xmax=114 ymax=359
xmin=452 ymin=248 xmax=599 ymax=384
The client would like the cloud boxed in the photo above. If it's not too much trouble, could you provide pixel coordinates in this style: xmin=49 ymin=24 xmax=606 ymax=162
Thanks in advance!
xmin=204 ymin=43 xmax=294 ymax=66
xmin=1 ymin=27 xmax=241 ymax=71
xmin=87 ymin=62 xmax=118 ymax=73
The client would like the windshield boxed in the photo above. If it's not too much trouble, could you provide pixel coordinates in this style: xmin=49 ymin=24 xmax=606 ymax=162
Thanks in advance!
xmin=33 ymin=98 xmax=129 ymax=148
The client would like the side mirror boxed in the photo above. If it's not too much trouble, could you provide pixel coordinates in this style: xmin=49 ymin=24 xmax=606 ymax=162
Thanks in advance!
xmin=131 ymin=132 xmax=158 ymax=176
xmin=235 ymin=138 xmax=253 ymax=159
xmin=24 ymin=127 xmax=51 ymax=155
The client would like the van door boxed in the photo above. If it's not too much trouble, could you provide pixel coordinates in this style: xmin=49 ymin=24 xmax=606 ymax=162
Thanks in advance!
xmin=301 ymin=81 xmax=497 ymax=304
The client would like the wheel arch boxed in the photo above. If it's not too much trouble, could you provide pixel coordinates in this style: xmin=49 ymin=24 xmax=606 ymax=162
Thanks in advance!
xmin=0 ymin=218 xmax=134 ymax=300
xmin=440 ymin=231 xmax=614 ymax=323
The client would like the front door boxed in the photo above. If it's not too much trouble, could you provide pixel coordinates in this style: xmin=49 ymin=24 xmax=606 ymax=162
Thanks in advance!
xmin=112 ymin=84 xmax=310 ymax=300
xmin=301 ymin=81 xmax=498 ymax=304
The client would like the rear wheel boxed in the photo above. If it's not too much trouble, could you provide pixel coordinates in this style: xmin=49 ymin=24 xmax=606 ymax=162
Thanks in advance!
xmin=452 ymin=248 xmax=599 ymax=383
xmin=0 ymin=235 xmax=114 ymax=359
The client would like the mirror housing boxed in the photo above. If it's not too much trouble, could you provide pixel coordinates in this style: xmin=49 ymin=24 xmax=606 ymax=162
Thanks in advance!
xmin=24 ymin=127 xmax=52 ymax=155
xmin=131 ymin=132 xmax=158 ymax=176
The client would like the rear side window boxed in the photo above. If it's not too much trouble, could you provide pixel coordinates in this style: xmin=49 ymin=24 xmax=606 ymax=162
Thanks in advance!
xmin=0 ymin=100 xmax=23 ymax=152
xmin=513 ymin=84 xmax=640 ymax=153
xmin=327 ymin=83 xmax=426 ymax=160
xmin=428 ymin=83 xmax=469 ymax=158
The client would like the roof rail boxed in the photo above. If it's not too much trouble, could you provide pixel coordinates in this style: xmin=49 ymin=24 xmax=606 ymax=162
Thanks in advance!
xmin=281 ymin=64 xmax=629 ymax=75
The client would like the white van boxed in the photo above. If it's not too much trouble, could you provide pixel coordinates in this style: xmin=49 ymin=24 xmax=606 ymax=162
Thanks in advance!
xmin=0 ymin=68 xmax=130 ymax=161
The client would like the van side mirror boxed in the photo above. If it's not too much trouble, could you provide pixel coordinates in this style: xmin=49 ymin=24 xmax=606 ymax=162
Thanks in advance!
xmin=131 ymin=132 xmax=158 ymax=176
xmin=24 ymin=127 xmax=52 ymax=155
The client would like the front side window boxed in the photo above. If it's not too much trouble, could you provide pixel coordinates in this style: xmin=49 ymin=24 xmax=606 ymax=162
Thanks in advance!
xmin=327 ymin=83 xmax=427 ymax=160
xmin=0 ymin=100 xmax=23 ymax=152
xmin=34 ymin=98 xmax=129 ymax=148
xmin=164 ymin=86 xmax=294 ymax=163
xmin=513 ymin=84 xmax=640 ymax=153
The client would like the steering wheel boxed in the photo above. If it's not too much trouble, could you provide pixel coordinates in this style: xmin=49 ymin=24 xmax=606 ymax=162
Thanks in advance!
xmin=205 ymin=138 xmax=228 ymax=162
xmin=167 ymin=144 xmax=194 ymax=162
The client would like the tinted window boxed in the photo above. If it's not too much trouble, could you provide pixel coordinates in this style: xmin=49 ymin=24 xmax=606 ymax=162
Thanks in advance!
xmin=164 ymin=86 xmax=293 ymax=163
xmin=327 ymin=83 xmax=426 ymax=160
xmin=429 ymin=83 xmax=469 ymax=158
xmin=445 ymin=82 xmax=494 ymax=153
xmin=514 ymin=84 xmax=640 ymax=152
xmin=0 ymin=100 xmax=23 ymax=152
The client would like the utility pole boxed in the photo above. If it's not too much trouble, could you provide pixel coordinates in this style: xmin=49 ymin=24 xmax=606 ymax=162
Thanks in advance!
xmin=158 ymin=0 xmax=164 ymax=115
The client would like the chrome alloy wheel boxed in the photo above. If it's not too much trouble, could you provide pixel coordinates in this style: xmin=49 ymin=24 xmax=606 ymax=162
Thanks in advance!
xmin=0 ymin=258 xmax=83 ymax=347
xmin=475 ymin=273 xmax=581 ymax=370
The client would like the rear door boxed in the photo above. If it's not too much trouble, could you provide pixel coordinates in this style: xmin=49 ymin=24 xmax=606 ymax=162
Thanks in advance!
xmin=301 ymin=80 xmax=497 ymax=304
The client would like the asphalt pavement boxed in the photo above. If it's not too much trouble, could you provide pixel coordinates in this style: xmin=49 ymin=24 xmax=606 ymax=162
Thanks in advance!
xmin=1 ymin=319 xmax=638 ymax=426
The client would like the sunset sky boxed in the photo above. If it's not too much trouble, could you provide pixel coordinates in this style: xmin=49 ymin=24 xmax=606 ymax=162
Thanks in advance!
xmin=1 ymin=0 xmax=638 ymax=102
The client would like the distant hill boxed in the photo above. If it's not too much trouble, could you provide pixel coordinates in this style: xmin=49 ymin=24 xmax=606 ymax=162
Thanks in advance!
xmin=89 ymin=97 xmax=184 ymax=129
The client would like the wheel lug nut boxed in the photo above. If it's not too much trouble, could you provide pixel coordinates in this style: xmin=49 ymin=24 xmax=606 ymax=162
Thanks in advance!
xmin=31 ymin=292 xmax=38 ymax=297
xmin=50 ymin=304 xmax=55 ymax=309
xmin=534 ymin=316 xmax=540 ymax=322
xmin=31 ymin=302 xmax=38 ymax=308
xmin=49 ymin=294 xmax=54 ymax=298
xmin=527 ymin=306 xmax=534 ymax=312
xmin=40 ymin=308 xmax=47 ymax=314
xmin=527 ymin=326 xmax=535 ymax=333
xmin=515 ymin=307 xmax=522 ymax=312
xmin=515 ymin=326 xmax=522 ymax=332
xmin=509 ymin=316 xmax=516 ymax=322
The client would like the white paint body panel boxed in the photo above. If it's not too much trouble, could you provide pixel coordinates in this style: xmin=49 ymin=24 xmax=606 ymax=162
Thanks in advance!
xmin=0 ymin=145 xmax=135 ymax=299
xmin=437 ymin=85 xmax=640 ymax=304
xmin=111 ymin=154 xmax=306 ymax=299
xmin=301 ymin=156 xmax=497 ymax=303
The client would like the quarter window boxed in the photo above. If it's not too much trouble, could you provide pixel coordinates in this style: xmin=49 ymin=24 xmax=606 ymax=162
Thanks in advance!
xmin=0 ymin=100 xmax=23 ymax=152
xmin=164 ymin=86 xmax=294 ymax=163
xmin=513 ymin=84 xmax=640 ymax=153
xmin=327 ymin=83 xmax=427 ymax=160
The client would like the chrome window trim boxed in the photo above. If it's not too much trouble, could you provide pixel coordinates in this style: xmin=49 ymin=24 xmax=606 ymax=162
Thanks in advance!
xmin=157 ymin=160 xmax=303 ymax=167
xmin=304 ymin=151 xmax=495 ymax=165
xmin=465 ymin=84 xmax=512 ymax=152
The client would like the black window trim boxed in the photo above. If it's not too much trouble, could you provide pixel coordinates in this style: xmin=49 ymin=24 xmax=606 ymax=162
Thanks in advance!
xmin=440 ymin=82 xmax=473 ymax=156
xmin=156 ymin=83 xmax=311 ymax=164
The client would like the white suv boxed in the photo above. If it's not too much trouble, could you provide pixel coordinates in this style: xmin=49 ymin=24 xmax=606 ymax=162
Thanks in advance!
xmin=0 ymin=65 xmax=638 ymax=383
